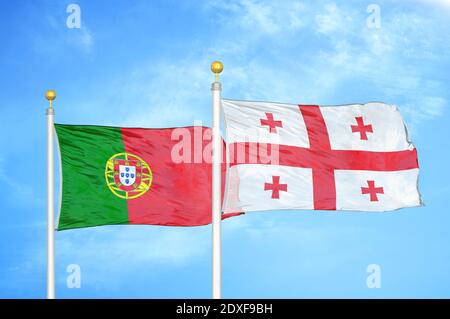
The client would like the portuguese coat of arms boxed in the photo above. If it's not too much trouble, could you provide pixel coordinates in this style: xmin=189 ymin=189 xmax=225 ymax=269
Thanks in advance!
xmin=105 ymin=152 xmax=152 ymax=199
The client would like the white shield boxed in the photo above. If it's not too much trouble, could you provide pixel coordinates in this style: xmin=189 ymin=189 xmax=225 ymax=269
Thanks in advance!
xmin=119 ymin=165 xmax=136 ymax=186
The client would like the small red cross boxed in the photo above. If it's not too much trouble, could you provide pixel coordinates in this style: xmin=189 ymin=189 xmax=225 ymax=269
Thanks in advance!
xmin=260 ymin=112 xmax=283 ymax=133
xmin=264 ymin=176 xmax=287 ymax=199
xmin=351 ymin=116 xmax=373 ymax=140
xmin=361 ymin=180 xmax=384 ymax=201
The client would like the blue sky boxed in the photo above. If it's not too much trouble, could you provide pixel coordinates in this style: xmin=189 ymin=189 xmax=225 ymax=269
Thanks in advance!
xmin=1 ymin=0 xmax=450 ymax=298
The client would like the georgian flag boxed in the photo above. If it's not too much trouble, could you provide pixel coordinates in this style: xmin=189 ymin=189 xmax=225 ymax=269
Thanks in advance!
xmin=222 ymin=100 xmax=422 ymax=213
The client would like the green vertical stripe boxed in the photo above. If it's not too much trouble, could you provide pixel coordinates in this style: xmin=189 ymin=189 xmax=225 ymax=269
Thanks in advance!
xmin=55 ymin=124 xmax=129 ymax=230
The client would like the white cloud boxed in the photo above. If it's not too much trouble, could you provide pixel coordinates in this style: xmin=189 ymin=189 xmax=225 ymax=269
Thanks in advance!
xmin=75 ymin=27 xmax=94 ymax=53
xmin=32 ymin=14 xmax=94 ymax=56
xmin=57 ymin=226 xmax=210 ymax=268
xmin=4 ymin=225 xmax=211 ymax=292
xmin=402 ymin=96 xmax=447 ymax=128
xmin=52 ymin=218 xmax=254 ymax=289
xmin=122 ymin=59 xmax=211 ymax=126
xmin=91 ymin=1 xmax=446 ymax=131
xmin=0 ymin=157 xmax=41 ymax=207
xmin=418 ymin=0 xmax=450 ymax=8
xmin=305 ymin=3 xmax=447 ymax=125
xmin=75 ymin=0 xmax=449 ymax=141
xmin=315 ymin=3 xmax=352 ymax=35
xmin=260 ymin=3 xmax=445 ymax=124
xmin=422 ymin=96 xmax=447 ymax=117
xmin=205 ymin=0 xmax=306 ymax=36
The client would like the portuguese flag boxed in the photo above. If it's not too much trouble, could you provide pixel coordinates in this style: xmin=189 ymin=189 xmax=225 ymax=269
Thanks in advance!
xmin=55 ymin=124 xmax=240 ymax=230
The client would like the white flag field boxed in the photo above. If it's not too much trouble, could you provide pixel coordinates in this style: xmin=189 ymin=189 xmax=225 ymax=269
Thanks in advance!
xmin=222 ymin=100 xmax=422 ymax=213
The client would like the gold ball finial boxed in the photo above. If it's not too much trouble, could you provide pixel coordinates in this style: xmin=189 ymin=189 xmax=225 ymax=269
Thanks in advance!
xmin=45 ymin=90 xmax=56 ymax=101
xmin=211 ymin=61 xmax=223 ymax=74
xmin=45 ymin=90 xmax=56 ymax=109
xmin=211 ymin=61 xmax=223 ymax=81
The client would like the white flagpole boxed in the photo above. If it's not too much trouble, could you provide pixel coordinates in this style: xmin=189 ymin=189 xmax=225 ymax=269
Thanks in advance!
xmin=211 ymin=61 xmax=223 ymax=299
xmin=45 ymin=90 xmax=56 ymax=299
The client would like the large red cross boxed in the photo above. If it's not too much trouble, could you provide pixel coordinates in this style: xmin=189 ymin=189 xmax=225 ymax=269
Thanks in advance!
xmin=260 ymin=112 xmax=283 ymax=133
xmin=229 ymin=105 xmax=418 ymax=210
xmin=351 ymin=116 xmax=373 ymax=140
xmin=361 ymin=180 xmax=384 ymax=201
xmin=264 ymin=175 xmax=287 ymax=199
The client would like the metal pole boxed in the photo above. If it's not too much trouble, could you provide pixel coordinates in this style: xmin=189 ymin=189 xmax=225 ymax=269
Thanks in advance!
xmin=45 ymin=90 xmax=56 ymax=299
xmin=211 ymin=61 xmax=223 ymax=299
